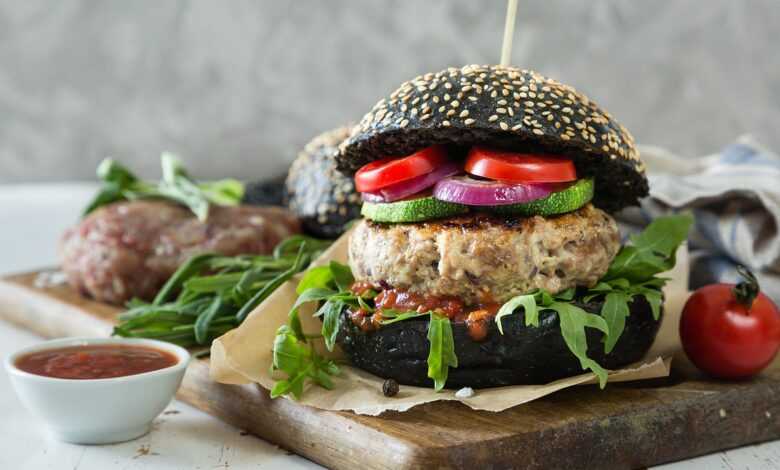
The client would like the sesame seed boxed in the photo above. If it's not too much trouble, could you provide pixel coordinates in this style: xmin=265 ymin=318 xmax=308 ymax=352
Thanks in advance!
xmin=451 ymin=100 xmax=460 ymax=108
xmin=400 ymin=119 xmax=409 ymax=128
xmin=488 ymin=115 xmax=499 ymax=122
xmin=464 ymin=118 xmax=476 ymax=125
xmin=446 ymin=109 xmax=456 ymax=117
xmin=438 ymin=106 xmax=446 ymax=113
xmin=442 ymin=120 xmax=451 ymax=127
xmin=498 ymin=99 xmax=508 ymax=105
xmin=512 ymin=124 xmax=522 ymax=130
xmin=499 ymin=122 xmax=509 ymax=130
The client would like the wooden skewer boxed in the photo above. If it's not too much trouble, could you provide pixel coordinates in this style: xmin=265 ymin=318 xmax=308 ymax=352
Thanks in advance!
xmin=500 ymin=0 xmax=519 ymax=66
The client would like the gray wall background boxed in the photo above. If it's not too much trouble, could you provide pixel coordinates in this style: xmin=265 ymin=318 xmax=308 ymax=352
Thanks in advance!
xmin=0 ymin=0 xmax=777 ymax=183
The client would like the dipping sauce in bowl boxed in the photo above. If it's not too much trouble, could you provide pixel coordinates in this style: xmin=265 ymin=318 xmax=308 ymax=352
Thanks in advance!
xmin=15 ymin=344 xmax=179 ymax=380
xmin=6 ymin=337 xmax=190 ymax=444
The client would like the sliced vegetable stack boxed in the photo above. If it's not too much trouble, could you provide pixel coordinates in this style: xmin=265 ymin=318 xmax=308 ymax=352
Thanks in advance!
xmin=356 ymin=145 xmax=591 ymax=222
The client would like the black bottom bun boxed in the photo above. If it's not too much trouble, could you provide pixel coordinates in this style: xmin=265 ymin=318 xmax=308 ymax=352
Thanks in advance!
xmin=337 ymin=293 xmax=661 ymax=389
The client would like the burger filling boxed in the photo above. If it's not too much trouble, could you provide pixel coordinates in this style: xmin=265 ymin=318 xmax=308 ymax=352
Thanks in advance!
xmin=270 ymin=144 xmax=693 ymax=395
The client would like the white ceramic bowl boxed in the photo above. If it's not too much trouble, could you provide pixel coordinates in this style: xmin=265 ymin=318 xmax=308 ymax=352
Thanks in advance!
xmin=4 ymin=337 xmax=190 ymax=444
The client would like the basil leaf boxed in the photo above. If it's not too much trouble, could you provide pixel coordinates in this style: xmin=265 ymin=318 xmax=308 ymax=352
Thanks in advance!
xmin=495 ymin=294 xmax=539 ymax=334
xmin=604 ymin=214 xmax=693 ymax=283
xmin=548 ymin=302 xmax=609 ymax=388
xmin=319 ymin=300 xmax=344 ymax=351
xmin=329 ymin=261 xmax=355 ymax=292
xmin=296 ymin=266 xmax=333 ymax=294
xmin=600 ymin=292 xmax=631 ymax=354
xmin=427 ymin=314 xmax=458 ymax=391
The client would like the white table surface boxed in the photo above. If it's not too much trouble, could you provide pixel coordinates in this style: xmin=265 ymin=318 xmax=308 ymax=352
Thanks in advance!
xmin=1 ymin=182 xmax=779 ymax=470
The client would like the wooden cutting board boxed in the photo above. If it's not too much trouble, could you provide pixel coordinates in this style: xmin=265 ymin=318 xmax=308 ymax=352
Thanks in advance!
xmin=2 ymin=270 xmax=780 ymax=470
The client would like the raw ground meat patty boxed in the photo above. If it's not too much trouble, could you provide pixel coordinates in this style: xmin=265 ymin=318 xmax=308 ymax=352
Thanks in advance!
xmin=60 ymin=200 xmax=300 ymax=305
xmin=348 ymin=204 xmax=620 ymax=305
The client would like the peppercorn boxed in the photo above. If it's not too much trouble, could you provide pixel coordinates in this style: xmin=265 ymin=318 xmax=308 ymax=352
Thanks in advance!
xmin=382 ymin=378 xmax=399 ymax=397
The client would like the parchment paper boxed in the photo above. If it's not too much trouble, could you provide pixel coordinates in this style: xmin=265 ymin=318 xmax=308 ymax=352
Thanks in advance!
xmin=210 ymin=230 xmax=689 ymax=416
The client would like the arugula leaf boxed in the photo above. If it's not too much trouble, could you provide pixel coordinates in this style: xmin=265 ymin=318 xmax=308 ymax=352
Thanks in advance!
xmin=641 ymin=289 xmax=663 ymax=321
xmin=604 ymin=214 xmax=693 ymax=282
xmin=427 ymin=314 xmax=458 ymax=391
xmin=380 ymin=310 xmax=428 ymax=325
xmin=270 ymin=325 xmax=340 ymax=399
xmin=84 ymin=154 xmax=245 ymax=220
xmin=296 ymin=266 xmax=334 ymax=294
xmin=600 ymin=292 xmax=631 ymax=354
xmin=319 ymin=300 xmax=344 ymax=351
xmin=329 ymin=261 xmax=355 ymax=292
xmin=495 ymin=294 xmax=538 ymax=334
xmin=549 ymin=302 xmax=609 ymax=388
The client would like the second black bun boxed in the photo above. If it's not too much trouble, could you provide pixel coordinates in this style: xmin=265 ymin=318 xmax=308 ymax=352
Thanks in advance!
xmin=337 ymin=293 xmax=661 ymax=389
xmin=338 ymin=65 xmax=648 ymax=212
xmin=285 ymin=126 xmax=362 ymax=238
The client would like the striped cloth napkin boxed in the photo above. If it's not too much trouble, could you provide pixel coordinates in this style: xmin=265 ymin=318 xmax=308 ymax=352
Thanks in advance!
xmin=617 ymin=136 xmax=780 ymax=302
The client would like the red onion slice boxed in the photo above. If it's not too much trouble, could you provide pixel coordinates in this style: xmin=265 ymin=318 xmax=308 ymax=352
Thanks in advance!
xmin=433 ymin=175 xmax=554 ymax=206
xmin=361 ymin=161 xmax=461 ymax=203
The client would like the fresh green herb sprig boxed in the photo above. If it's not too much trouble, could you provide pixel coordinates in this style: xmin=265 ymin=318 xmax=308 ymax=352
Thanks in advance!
xmin=271 ymin=261 xmax=458 ymax=397
xmin=84 ymin=153 xmax=245 ymax=221
xmin=113 ymin=235 xmax=332 ymax=349
xmin=495 ymin=214 xmax=694 ymax=387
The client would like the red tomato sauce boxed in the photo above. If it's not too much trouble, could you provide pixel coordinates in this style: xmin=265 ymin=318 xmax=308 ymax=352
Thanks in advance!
xmin=349 ymin=283 xmax=500 ymax=340
xmin=15 ymin=344 xmax=178 ymax=380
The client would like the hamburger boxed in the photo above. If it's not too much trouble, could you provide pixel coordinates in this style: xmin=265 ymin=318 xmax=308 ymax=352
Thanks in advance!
xmin=274 ymin=65 xmax=691 ymax=393
xmin=284 ymin=126 xmax=362 ymax=238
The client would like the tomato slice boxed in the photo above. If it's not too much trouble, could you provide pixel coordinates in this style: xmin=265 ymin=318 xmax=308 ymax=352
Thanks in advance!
xmin=465 ymin=147 xmax=577 ymax=183
xmin=354 ymin=146 xmax=449 ymax=192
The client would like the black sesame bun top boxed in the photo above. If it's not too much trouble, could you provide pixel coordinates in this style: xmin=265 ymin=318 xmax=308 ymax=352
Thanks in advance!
xmin=285 ymin=126 xmax=362 ymax=238
xmin=338 ymin=65 xmax=648 ymax=211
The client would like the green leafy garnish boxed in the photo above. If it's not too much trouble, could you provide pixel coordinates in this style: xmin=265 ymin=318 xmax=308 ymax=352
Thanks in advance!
xmin=495 ymin=214 xmax=693 ymax=387
xmin=550 ymin=301 xmax=609 ymax=387
xmin=270 ymin=325 xmax=340 ymax=399
xmin=604 ymin=214 xmax=693 ymax=283
xmin=495 ymin=292 xmax=539 ymax=333
xmin=113 ymin=235 xmax=331 ymax=348
xmin=427 ymin=314 xmax=458 ymax=391
xmin=83 ymin=153 xmax=245 ymax=221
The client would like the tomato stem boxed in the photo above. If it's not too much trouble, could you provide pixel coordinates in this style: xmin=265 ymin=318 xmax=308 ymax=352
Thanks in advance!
xmin=733 ymin=265 xmax=760 ymax=309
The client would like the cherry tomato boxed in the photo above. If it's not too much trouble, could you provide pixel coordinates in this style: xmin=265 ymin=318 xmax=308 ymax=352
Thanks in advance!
xmin=354 ymin=146 xmax=448 ymax=192
xmin=680 ymin=267 xmax=780 ymax=379
xmin=465 ymin=147 xmax=577 ymax=183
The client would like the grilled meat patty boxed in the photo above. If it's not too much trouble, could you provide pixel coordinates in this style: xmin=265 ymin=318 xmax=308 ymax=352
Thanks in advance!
xmin=348 ymin=204 xmax=620 ymax=305
xmin=60 ymin=200 xmax=300 ymax=305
